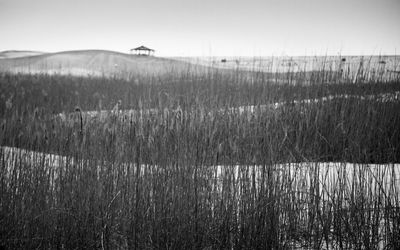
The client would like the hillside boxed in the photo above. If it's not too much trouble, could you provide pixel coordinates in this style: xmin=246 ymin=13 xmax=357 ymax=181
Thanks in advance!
xmin=2 ymin=50 xmax=397 ymax=81
xmin=0 ymin=50 xmax=46 ymax=59
xmin=0 ymin=50 xmax=204 ymax=78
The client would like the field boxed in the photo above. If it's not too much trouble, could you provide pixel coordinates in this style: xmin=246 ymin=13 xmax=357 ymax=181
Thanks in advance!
xmin=1 ymin=54 xmax=400 ymax=249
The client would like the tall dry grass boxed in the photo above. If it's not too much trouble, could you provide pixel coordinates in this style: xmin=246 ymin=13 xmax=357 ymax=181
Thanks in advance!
xmin=0 ymin=56 xmax=399 ymax=249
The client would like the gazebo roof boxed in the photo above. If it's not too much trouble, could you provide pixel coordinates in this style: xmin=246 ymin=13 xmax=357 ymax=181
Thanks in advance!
xmin=131 ymin=46 xmax=154 ymax=52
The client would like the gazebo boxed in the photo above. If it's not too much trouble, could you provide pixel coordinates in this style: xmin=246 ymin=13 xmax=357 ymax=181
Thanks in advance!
xmin=130 ymin=46 xmax=155 ymax=56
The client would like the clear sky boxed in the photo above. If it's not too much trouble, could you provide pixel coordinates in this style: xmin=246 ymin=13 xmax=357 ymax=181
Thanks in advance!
xmin=0 ymin=0 xmax=399 ymax=56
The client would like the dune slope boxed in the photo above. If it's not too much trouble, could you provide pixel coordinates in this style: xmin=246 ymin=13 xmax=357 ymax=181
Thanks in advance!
xmin=0 ymin=50 xmax=200 ymax=77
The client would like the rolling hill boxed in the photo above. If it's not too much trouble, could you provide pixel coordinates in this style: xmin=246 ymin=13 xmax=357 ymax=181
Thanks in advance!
xmin=0 ymin=50 xmax=204 ymax=78
xmin=2 ymin=50 xmax=397 ymax=82
xmin=0 ymin=50 xmax=46 ymax=59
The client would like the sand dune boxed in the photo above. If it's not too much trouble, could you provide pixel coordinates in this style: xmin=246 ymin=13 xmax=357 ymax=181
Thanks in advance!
xmin=0 ymin=50 xmax=46 ymax=59
xmin=2 ymin=50 xmax=398 ymax=81
xmin=0 ymin=49 xmax=203 ymax=77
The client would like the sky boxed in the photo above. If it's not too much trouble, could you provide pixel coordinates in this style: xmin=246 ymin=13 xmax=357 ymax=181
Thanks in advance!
xmin=0 ymin=0 xmax=399 ymax=57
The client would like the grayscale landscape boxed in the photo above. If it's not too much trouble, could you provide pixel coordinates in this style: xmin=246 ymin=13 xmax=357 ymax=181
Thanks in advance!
xmin=1 ymin=0 xmax=399 ymax=249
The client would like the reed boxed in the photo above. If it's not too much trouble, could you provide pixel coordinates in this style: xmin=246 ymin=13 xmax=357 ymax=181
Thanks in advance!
xmin=0 ymin=56 xmax=399 ymax=249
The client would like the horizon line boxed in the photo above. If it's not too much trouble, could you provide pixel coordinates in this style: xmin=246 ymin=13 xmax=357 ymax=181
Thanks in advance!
xmin=1 ymin=48 xmax=399 ymax=58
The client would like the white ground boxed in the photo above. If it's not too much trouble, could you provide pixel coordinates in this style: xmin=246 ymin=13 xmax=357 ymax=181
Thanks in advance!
xmin=1 ymin=146 xmax=398 ymax=249
xmin=2 ymin=146 xmax=399 ymax=201
xmin=54 ymin=90 xmax=400 ymax=122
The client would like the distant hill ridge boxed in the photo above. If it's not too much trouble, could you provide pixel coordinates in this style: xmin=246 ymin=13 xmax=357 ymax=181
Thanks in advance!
xmin=0 ymin=49 xmax=202 ymax=78
xmin=1 ymin=50 xmax=398 ymax=79
xmin=0 ymin=50 xmax=46 ymax=59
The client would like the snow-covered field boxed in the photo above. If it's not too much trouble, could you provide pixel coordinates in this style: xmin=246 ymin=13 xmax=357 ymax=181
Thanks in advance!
xmin=1 ymin=141 xmax=399 ymax=249
xmin=54 ymin=90 xmax=400 ymax=123
xmin=175 ymin=55 xmax=400 ymax=76
xmin=230 ymin=91 xmax=400 ymax=114
xmin=2 ymin=146 xmax=399 ymax=202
